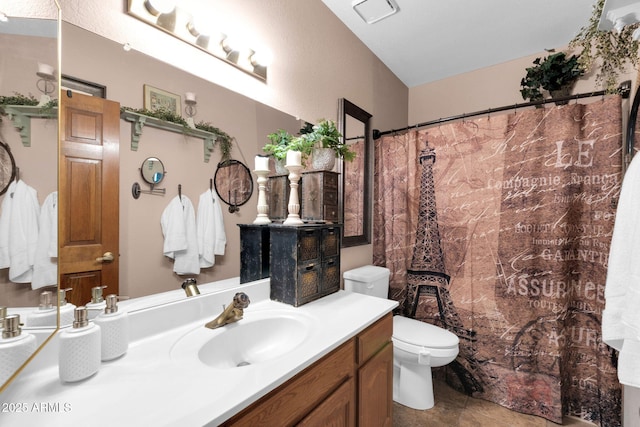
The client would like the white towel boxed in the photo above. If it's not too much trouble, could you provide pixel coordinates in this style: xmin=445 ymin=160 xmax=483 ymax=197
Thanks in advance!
xmin=32 ymin=191 xmax=58 ymax=289
xmin=7 ymin=181 xmax=40 ymax=283
xmin=603 ymin=153 xmax=640 ymax=387
xmin=0 ymin=180 xmax=16 ymax=269
xmin=161 ymin=195 xmax=200 ymax=275
xmin=197 ymin=189 xmax=226 ymax=268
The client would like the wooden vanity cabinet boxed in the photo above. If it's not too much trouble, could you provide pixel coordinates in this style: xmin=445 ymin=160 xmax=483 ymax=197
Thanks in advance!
xmin=357 ymin=313 xmax=394 ymax=427
xmin=222 ymin=313 xmax=393 ymax=427
xmin=222 ymin=339 xmax=356 ymax=427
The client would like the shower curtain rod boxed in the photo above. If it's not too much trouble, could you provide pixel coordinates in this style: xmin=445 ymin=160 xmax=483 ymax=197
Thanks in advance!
xmin=372 ymin=80 xmax=632 ymax=140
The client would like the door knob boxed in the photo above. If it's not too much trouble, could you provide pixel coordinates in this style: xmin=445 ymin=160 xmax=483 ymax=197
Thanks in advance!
xmin=96 ymin=252 xmax=114 ymax=263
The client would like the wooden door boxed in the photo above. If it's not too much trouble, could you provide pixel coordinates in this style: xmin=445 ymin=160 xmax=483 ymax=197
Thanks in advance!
xmin=59 ymin=90 xmax=120 ymax=307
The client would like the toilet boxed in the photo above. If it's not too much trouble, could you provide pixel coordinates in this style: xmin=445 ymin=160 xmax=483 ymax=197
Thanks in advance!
xmin=343 ymin=265 xmax=459 ymax=410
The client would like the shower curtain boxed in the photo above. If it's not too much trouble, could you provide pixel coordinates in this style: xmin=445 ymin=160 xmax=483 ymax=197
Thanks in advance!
xmin=374 ymin=96 xmax=624 ymax=426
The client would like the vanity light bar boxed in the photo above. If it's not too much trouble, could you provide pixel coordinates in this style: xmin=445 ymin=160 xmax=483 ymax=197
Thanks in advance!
xmin=127 ymin=0 xmax=269 ymax=81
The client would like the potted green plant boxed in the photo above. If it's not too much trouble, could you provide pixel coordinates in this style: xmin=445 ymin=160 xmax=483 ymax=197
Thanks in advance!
xmin=263 ymin=129 xmax=314 ymax=173
xmin=306 ymin=119 xmax=356 ymax=170
xmin=520 ymin=52 xmax=584 ymax=103
xmin=569 ymin=0 xmax=639 ymax=94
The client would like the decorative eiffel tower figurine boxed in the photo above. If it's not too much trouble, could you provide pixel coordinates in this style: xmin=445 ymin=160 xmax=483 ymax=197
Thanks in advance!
xmin=405 ymin=148 xmax=476 ymax=342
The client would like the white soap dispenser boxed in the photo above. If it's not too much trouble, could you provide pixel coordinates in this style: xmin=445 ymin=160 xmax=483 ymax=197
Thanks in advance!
xmin=58 ymin=288 xmax=76 ymax=327
xmin=0 ymin=314 xmax=37 ymax=385
xmin=25 ymin=290 xmax=57 ymax=327
xmin=58 ymin=306 xmax=101 ymax=383
xmin=86 ymin=285 xmax=107 ymax=320
xmin=94 ymin=294 xmax=129 ymax=361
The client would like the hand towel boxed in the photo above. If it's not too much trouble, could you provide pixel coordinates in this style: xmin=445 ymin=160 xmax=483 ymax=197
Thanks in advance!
xmin=197 ymin=189 xmax=226 ymax=268
xmin=161 ymin=195 xmax=200 ymax=275
xmin=32 ymin=191 xmax=58 ymax=289
xmin=603 ymin=153 xmax=640 ymax=387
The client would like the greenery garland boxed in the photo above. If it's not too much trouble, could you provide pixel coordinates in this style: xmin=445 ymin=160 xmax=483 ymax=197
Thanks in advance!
xmin=120 ymin=106 xmax=233 ymax=162
xmin=569 ymin=0 xmax=640 ymax=93
xmin=0 ymin=92 xmax=58 ymax=120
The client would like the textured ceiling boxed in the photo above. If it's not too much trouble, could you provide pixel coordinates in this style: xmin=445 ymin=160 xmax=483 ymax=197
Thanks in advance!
xmin=322 ymin=0 xmax=597 ymax=88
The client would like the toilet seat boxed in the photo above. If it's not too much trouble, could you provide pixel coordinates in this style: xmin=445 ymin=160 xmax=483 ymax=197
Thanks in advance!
xmin=392 ymin=316 xmax=459 ymax=356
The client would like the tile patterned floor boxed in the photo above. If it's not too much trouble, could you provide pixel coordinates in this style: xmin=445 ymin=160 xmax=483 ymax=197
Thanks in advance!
xmin=393 ymin=378 xmax=595 ymax=427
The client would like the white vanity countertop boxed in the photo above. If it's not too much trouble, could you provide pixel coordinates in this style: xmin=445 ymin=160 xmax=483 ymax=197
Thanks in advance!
xmin=0 ymin=279 xmax=397 ymax=426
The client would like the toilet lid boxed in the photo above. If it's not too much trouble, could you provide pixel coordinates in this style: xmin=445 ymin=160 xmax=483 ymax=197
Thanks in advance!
xmin=393 ymin=315 xmax=459 ymax=348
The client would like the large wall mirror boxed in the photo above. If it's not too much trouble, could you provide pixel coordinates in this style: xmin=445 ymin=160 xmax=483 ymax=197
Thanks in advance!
xmin=340 ymin=99 xmax=372 ymax=247
xmin=60 ymin=22 xmax=300 ymax=304
xmin=0 ymin=4 xmax=61 ymax=392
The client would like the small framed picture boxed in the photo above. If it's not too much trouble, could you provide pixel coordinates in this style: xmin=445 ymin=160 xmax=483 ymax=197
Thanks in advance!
xmin=143 ymin=84 xmax=181 ymax=115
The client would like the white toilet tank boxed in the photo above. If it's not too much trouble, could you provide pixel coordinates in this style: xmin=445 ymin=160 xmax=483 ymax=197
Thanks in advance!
xmin=343 ymin=265 xmax=390 ymax=299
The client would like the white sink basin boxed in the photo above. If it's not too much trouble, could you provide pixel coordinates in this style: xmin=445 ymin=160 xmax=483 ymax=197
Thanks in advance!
xmin=170 ymin=309 xmax=314 ymax=369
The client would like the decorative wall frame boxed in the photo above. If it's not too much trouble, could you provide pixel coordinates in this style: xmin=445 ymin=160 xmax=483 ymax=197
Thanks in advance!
xmin=143 ymin=84 xmax=181 ymax=115
xmin=61 ymin=74 xmax=107 ymax=98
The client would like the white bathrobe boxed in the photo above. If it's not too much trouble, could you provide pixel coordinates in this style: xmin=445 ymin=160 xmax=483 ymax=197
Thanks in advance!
xmin=197 ymin=189 xmax=226 ymax=268
xmin=32 ymin=191 xmax=58 ymax=289
xmin=161 ymin=195 xmax=200 ymax=275
xmin=603 ymin=153 xmax=640 ymax=387
xmin=0 ymin=180 xmax=16 ymax=269
xmin=3 ymin=180 xmax=40 ymax=283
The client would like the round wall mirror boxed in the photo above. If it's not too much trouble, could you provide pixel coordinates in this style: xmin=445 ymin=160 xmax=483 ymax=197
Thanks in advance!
xmin=140 ymin=157 xmax=165 ymax=185
xmin=0 ymin=140 xmax=16 ymax=196
xmin=214 ymin=159 xmax=253 ymax=212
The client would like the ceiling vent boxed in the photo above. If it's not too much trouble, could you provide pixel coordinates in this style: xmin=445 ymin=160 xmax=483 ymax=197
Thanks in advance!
xmin=352 ymin=0 xmax=399 ymax=24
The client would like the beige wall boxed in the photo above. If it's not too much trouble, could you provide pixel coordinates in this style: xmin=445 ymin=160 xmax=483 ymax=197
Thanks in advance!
xmin=408 ymin=47 xmax=638 ymax=125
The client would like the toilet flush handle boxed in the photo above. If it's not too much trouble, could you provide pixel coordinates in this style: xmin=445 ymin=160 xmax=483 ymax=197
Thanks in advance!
xmin=418 ymin=348 xmax=431 ymax=365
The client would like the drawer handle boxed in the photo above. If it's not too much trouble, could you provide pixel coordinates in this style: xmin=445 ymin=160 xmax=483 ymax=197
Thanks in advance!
xmin=306 ymin=264 xmax=315 ymax=270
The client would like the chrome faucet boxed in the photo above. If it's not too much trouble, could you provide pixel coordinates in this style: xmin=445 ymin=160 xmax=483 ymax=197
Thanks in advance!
xmin=205 ymin=292 xmax=250 ymax=329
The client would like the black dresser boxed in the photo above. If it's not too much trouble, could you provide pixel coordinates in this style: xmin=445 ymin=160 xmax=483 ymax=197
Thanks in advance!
xmin=239 ymin=224 xmax=341 ymax=306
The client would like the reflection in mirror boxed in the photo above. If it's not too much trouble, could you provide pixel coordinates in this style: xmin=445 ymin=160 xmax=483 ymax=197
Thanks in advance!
xmin=0 ymin=140 xmax=17 ymax=195
xmin=132 ymin=157 xmax=167 ymax=199
xmin=214 ymin=159 xmax=254 ymax=213
xmin=339 ymin=99 xmax=372 ymax=247
xmin=0 ymin=8 xmax=60 ymax=393
xmin=61 ymin=22 xmax=300 ymax=301
xmin=141 ymin=157 xmax=165 ymax=185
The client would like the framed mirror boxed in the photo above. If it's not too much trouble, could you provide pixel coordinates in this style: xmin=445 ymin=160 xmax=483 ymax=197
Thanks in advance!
xmin=140 ymin=157 xmax=165 ymax=185
xmin=0 ymin=140 xmax=17 ymax=196
xmin=214 ymin=159 xmax=253 ymax=212
xmin=339 ymin=99 xmax=372 ymax=247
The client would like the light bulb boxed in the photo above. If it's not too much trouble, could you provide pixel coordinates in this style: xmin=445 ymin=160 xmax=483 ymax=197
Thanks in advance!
xmin=144 ymin=0 xmax=176 ymax=16
xmin=251 ymin=49 xmax=273 ymax=67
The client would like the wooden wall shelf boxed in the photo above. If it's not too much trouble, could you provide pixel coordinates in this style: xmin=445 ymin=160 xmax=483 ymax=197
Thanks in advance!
xmin=120 ymin=110 xmax=221 ymax=163
xmin=3 ymin=105 xmax=57 ymax=147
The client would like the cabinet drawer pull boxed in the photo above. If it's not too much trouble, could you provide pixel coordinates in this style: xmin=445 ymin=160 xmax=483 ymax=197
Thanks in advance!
xmin=306 ymin=264 xmax=315 ymax=270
